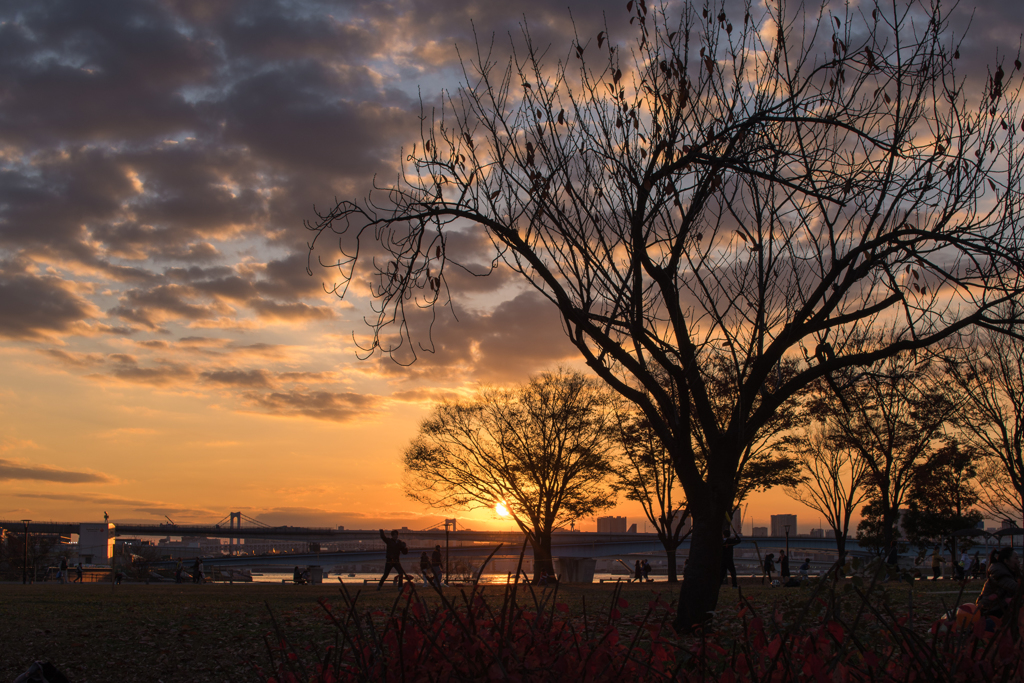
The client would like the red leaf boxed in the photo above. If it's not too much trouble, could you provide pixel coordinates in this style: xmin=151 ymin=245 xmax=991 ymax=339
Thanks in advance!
xmin=618 ymin=597 xmax=629 ymax=608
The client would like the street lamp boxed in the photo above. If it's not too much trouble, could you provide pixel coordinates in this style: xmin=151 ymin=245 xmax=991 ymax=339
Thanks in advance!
xmin=784 ymin=524 xmax=791 ymax=556
xmin=442 ymin=520 xmax=454 ymax=585
xmin=20 ymin=520 xmax=30 ymax=585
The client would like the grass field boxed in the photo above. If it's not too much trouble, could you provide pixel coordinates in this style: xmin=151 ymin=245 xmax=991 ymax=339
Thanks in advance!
xmin=1 ymin=576 xmax=985 ymax=682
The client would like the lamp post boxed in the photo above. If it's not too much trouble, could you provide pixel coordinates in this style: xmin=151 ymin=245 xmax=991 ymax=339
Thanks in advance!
xmin=784 ymin=525 xmax=791 ymax=556
xmin=442 ymin=520 xmax=454 ymax=585
xmin=21 ymin=520 xmax=30 ymax=585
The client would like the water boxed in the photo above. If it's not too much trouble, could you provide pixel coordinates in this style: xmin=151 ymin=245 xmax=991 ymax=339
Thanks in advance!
xmin=250 ymin=571 xmax=645 ymax=585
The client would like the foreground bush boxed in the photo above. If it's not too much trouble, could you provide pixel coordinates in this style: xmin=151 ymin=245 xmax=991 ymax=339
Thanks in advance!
xmin=257 ymin=563 xmax=1024 ymax=682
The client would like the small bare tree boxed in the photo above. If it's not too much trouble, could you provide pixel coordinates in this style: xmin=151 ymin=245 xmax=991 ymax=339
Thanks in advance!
xmin=943 ymin=326 xmax=1024 ymax=527
xmin=612 ymin=404 xmax=690 ymax=582
xmin=308 ymin=1 xmax=1024 ymax=630
xmin=404 ymin=369 xmax=616 ymax=578
xmin=814 ymin=350 xmax=951 ymax=552
xmin=785 ymin=422 xmax=869 ymax=567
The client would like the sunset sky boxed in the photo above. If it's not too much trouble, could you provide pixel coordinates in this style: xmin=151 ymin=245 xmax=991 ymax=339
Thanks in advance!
xmin=1 ymin=0 xmax=1019 ymax=533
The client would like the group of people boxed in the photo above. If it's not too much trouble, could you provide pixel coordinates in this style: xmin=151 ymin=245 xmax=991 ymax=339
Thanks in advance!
xmin=55 ymin=557 xmax=84 ymax=583
xmin=172 ymin=557 xmax=204 ymax=584
xmin=632 ymin=559 xmax=653 ymax=582
xmin=377 ymin=528 xmax=446 ymax=590
xmin=721 ymin=528 xmax=814 ymax=587
xmin=926 ymin=547 xmax=987 ymax=581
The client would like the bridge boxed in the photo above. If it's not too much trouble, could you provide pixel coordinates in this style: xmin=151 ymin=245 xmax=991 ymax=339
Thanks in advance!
xmin=3 ymin=517 xmax=951 ymax=560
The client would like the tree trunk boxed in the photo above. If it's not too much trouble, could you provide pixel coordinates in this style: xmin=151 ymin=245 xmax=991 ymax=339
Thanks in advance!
xmin=530 ymin=532 xmax=555 ymax=580
xmin=673 ymin=508 xmax=724 ymax=633
xmin=663 ymin=537 xmax=681 ymax=582
xmin=881 ymin=502 xmax=897 ymax=551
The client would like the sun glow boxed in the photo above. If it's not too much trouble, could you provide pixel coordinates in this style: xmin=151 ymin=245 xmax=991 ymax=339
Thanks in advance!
xmin=495 ymin=502 xmax=509 ymax=517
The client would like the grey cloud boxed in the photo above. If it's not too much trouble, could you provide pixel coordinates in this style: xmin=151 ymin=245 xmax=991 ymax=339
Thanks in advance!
xmin=0 ymin=0 xmax=210 ymax=147
xmin=12 ymin=491 xmax=216 ymax=518
xmin=246 ymin=390 xmax=380 ymax=422
xmin=0 ymin=261 xmax=95 ymax=339
xmin=201 ymin=368 xmax=272 ymax=387
xmin=0 ymin=459 xmax=111 ymax=483
xmin=248 ymin=298 xmax=335 ymax=322
xmin=104 ymin=354 xmax=195 ymax=385
xmin=40 ymin=348 xmax=105 ymax=368
xmin=221 ymin=61 xmax=416 ymax=176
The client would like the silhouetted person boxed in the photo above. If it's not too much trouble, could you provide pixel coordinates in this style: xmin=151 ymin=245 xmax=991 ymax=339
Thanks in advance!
xmin=419 ymin=552 xmax=432 ymax=584
xmin=721 ymin=528 xmax=740 ymax=587
xmin=931 ymin=547 xmax=943 ymax=581
xmin=377 ymin=529 xmax=409 ymax=590
xmin=886 ymin=540 xmax=899 ymax=572
xmin=293 ymin=566 xmax=303 ymax=584
xmin=977 ymin=547 xmax=1021 ymax=620
xmin=780 ymin=551 xmax=790 ymax=579
xmin=430 ymin=544 xmax=444 ymax=588
xmin=762 ymin=553 xmax=775 ymax=584
xmin=74 ymin=562 xmax=83 ymax=583
xmin=799 ymin=558 xmax=811 ymax=580
xmin=633 ymin=560 xmax=642 ymax=583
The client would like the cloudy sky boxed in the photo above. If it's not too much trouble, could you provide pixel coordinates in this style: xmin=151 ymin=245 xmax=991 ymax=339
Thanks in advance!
xmin=0 ymin=0 xmax=1019 ymax=532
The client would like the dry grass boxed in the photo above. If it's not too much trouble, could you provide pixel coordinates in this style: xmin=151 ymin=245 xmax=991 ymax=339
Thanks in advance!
xmin=0 ymin=576 xmax=983 ymax=682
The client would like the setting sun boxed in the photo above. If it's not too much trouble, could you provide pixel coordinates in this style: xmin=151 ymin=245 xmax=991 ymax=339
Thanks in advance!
xmin=495 ymin=502 xmax=509 ymax=517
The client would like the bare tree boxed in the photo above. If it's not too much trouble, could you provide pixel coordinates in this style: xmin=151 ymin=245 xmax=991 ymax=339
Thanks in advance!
xmin=815 ymin=351 xmax=951 ymax=552
xmin=612 ymin=403 xmax=690 ymax=582
xmin=785 ymin=422 xmax=869 ymax=566
xmin=943 ymin=326 xmax=1024 ymax=527
xmin=308 ymin=1 xmax=1024 ymax=630
xmin=403 ymin=368 xmax=616 ymax=578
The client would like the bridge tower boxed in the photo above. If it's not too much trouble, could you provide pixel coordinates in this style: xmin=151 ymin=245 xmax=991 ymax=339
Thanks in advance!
xmin=229 ymin=512 xmax=241 ymax=556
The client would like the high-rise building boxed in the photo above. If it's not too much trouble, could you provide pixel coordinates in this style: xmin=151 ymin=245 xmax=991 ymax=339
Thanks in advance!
xmin=597 ymin=516 xmax=627 ymax=533
xmin=753 ymin=527 xmax=768 ymax=537
xmin=809 ymin=528 xmax=824 ymax=538
xmin=771 ymin=514 xmax=798 ymax=537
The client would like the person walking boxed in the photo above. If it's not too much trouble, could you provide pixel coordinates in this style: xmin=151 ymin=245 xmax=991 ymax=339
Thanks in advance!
xmin=642 ymin=559 xmax=652 ymax=582
xmin=419 ymin=552 xmax=433 ymax=585
xmin=959 ymin=550 xmax=970 ymax=581
xmin=377 ymin=529 xmax=409 ymax=590
xmin=886 ymin=540 xmax=899 ymax=573
xmin=430 ymin=545 xmax=444 ymax=588
xmin=174 ymin=558 xmax=183 ymax=584
xmin=762 ymin=553 xmax=775 ymax=585
xmin=799 ymin=558 xmax=811 ymax=580
xmin=633 ymin=560 xmax=642 ymax=583
xmin=970 ymin=551 xmax=982 ymax=579
xmin=931 ymin=547 xmax=943 ymax=581
xmin=780 ymin=551 xmax=790 ymax=580
xmin=721 ymin=528 xmax=741 ymax=587
xmin=74 ymin=562 xmax=83 ymax=583
xmin=192 ymin=557 xmax=201 ymax=584
xmin=58 ymin=556 xmax=68 ymax=584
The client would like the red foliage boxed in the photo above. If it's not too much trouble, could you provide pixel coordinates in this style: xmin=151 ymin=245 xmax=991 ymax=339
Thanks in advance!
xmin=259 ymin=578 xmax=1024 ymax=682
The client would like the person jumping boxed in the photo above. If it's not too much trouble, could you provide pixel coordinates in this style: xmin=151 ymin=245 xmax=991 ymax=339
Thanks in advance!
xmin=377 ymin=529 xmax=409 ymax=590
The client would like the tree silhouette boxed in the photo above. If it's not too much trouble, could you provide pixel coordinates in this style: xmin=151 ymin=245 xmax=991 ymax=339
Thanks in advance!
xmin=403 ymin=369 xmax=616 ymax=578
xmin=308 ymin=1 xmax=1024 ymax=630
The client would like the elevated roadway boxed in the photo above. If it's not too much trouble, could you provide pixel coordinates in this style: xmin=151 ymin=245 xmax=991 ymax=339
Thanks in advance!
xmin=5 ymin=519 xmax=969 ymax=563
